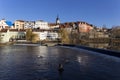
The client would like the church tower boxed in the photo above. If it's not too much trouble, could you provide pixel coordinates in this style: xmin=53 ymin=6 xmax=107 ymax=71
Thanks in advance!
xmin=56 ymin=15 xmax=60 ymax=25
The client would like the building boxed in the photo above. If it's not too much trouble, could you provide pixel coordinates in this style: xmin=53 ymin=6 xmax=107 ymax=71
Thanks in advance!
xmin=24 ymin=21 xmax=35 ymax=29
xmin=56 ymin=15 xmax=60 ymax=25
xmin=48 ymin=16 xmax=60 ymax=29
xmin=0 ymin=29 xmax=25 ymax=43
xmin=14 ymin=20 xmax=25 ymax=29
xmin=78 ymin=22 xmax=93 ymax=33
xmin=0 ymin=19 xmax=12 ymax=30
xmin=48 ymin=23 xmax=59 ymax=29
xmin=34 ymin=20 xmax=49 ymax=29
xmin=33 ymin=30 xmax=59 ymax=41
xmin=89 ymin=29 xmax=109 ymax=38
xmin=46 ymin=31 xmax=58 ymax=40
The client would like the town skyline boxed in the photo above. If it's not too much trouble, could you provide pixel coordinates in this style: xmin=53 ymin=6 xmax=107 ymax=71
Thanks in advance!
xmin=0 ymin=0 xmax=120 ymax=28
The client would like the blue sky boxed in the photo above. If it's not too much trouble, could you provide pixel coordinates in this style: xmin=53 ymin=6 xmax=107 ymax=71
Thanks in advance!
xmin=0 ymin=0 xmax=120 ymax=28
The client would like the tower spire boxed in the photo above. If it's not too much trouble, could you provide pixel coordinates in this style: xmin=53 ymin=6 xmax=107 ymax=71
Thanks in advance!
xmin=56 ymin=15 xmax=60 ymax=25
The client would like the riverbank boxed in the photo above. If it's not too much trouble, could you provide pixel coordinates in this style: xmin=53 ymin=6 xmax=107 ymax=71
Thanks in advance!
xmin=0 ymin=42 xmax=14 ymax=46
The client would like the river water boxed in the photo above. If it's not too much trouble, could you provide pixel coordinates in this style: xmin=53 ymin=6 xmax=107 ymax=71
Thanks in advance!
xmin=0 ymin=45 xmax=120 ymax=80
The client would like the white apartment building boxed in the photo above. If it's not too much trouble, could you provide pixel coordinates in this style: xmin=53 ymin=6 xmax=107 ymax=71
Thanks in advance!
xmin=34 ymin=31 xmax=48 ymax=40
xmin=0 ymin=19 xmax=10 ymax=30
xmin=33 ymin=30 xmax=58 ymax=41
xmin=24 ymin=21 xmax=35 ymax=29
xmin=34 ymin=20 xmax=49 ymax=29
xmin=47 ymin=32 xmax=58 ymax=40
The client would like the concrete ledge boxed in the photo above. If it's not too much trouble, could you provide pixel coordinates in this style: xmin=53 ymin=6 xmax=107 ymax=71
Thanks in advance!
xmin=57 ymin=44 xmax=120 ymax=57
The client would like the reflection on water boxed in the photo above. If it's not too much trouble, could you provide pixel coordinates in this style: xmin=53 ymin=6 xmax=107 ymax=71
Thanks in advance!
xmin=82 ymin=42 xmax=120 ymax=51
xmin=88 ymin=43 xmax=109 ymax=49
xmin=77 ymin=56 xmax=89 ymax=66
xmin=0 ymin=45 xmax=120 ymax=80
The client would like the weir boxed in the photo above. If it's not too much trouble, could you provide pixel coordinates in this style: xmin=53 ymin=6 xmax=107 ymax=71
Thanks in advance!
xmin=58 ymin=44 xmax=120 ymax=57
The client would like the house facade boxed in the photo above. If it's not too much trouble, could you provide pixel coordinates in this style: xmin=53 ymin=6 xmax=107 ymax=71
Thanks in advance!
xmin=78 ymin=22 xmax=93 ymax=33
xmin=34 ymin=20 xmax=49 ymax=29
xmin=48 ymin=23 xmax=59 ymax=29
xmin=33 ymin=30 xmax=59 ymax=41
xmin=14 ymin=20 xmax=24 ymax=29
xmin=0 ymin=19 xmax=12 ymax=30
xmin=24 ymin=21 xmax=35 ymax=29
xmin=0 ymin=29 xmax=25 ymax=43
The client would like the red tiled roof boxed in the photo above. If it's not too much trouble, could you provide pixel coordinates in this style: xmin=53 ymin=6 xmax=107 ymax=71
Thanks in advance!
xmin=48 ymin=23 xmax=57 ymax=26
xmin=0 ymin=29 xmax=8 ymax=32
xmin=15 ymin=20 xmax=25 ymax=22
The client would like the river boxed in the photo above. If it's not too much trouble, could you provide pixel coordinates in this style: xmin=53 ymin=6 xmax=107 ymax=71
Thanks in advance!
xmin=0 ymin=45 xmax=120 ymax=80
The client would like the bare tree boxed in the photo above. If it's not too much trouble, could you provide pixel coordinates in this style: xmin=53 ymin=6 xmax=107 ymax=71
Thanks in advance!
xmin=26 ymin=29 xmax=39 ymax=43
xmin=111 ymin=26 xmax=120 ymax=38
xmin=59 ymin=28 xmax=71 ymax=44
xmin=26 ymin=29 xmax=32 ymax=41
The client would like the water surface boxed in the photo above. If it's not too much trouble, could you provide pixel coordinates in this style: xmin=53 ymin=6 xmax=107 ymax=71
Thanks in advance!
xmin=0 ymin=45 xmax=120 ymax=80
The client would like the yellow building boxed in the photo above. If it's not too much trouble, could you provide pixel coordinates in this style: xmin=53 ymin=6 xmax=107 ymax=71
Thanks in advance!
xmin=14 ymin=20 xmax=24 ymax=29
